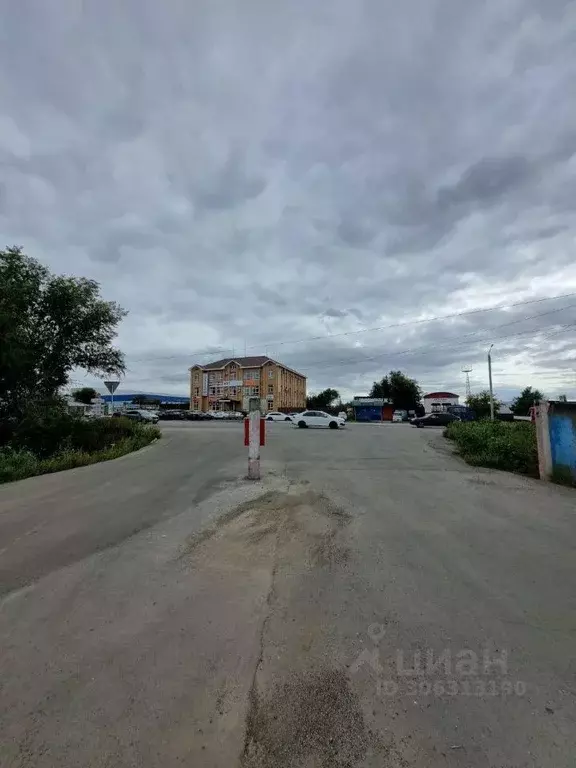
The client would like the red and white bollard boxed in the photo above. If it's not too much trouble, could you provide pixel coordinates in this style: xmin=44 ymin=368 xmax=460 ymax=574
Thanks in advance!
xmin=244 ymin=411 xmax=266 ymax=480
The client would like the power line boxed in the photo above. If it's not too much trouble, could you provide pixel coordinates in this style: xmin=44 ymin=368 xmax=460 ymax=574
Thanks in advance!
xmin=126 ymin=291 xmax=576 ymax=364
xmin=273 ymin=314 xmax=576 ymax=374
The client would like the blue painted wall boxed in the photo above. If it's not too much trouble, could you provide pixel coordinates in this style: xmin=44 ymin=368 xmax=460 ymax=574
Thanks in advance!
xmin=549 ymin=408 xmax=576 ymax=478
xmin=354 ymin=406 xmax=382 ymax=422
xmin=100 ymin=392 xmax=189 ymax=404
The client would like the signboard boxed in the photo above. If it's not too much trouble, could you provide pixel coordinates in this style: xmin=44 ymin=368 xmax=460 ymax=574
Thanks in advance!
xmin=244 ymin=379 xmax=258 ymax=387
xmin=104 ymin=380 xmax=119 ymax=394
xmin=202 ymin=373 xmax=209 ymax=396
xmin=228 ymin=379 xmax=243 ymax=387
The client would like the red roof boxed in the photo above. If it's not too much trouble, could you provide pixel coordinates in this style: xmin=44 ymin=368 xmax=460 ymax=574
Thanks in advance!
xmin=190 ymin=356 xmax=306 ymax=378
xmin=423 ymin=391 xmax=459 ymax=399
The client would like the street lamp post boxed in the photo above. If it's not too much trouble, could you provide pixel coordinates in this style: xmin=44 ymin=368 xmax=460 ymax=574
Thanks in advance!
xmin=488 ymin=344 xmax=495 ymax=421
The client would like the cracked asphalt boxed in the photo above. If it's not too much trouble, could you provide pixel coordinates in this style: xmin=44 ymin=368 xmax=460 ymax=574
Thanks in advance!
xmin=1 ymin=421 xmax=575 ymax=766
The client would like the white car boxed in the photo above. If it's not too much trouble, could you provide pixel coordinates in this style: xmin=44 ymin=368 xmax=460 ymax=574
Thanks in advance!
xmin=292 ymin=410 xmax=346 ymax=429
xmin=121 ymin=409 xmax=159 ymax=424
xmin=265 ymin=411 xmax=293 ymax=422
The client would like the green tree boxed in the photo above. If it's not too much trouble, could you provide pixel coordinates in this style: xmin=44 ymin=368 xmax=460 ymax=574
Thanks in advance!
xmin=511 ymin=387 xmax=544 ymax=416
xmin=369 ymin=376 xmax=391 ymax=399
xmin=0 ymin=246 xmax=126 ymax=420
xmin=306 ymin=388 xmax=339 ymax=411
xmin=388 ymin=370 xmax=421 ymax=411
xmin=72 ymin=387 xmax=98 ymax=405
xmin=370 ymin=370 xmax=421 ymax=410
xmin=467 ymin=390 xmax=500 ymax=420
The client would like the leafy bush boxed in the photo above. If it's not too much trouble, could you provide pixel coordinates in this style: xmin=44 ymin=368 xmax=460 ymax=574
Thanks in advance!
xmin=0 ymin=447 xmax=39 ymax=483
xmin=0 ymin=401 xmax=161 ymax=483
xmin=444 ymin=420 xmax=538 ymax=477
xmin=0 ymin=427 xmax=160 ymax=484
xmin=9 ymin=405 xmax=157 ymax=458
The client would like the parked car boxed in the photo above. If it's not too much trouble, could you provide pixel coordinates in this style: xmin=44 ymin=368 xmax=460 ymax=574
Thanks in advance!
xmin=392 ymin=410 xmax=408 ymax=423
xmin=410 ymin=412 xmax=459 ymax=428
xmin=446 ymin=405 xmax=475 ymax=422
xmin=158 ymin=410 xmax=185 ymax=420
xmin=116 ymin=409 xmax=159 ymax=424
xmin=265 ymin=411 xmax=293 ymax=422
xmin=292 ymin=410 xmax=346 ymax=429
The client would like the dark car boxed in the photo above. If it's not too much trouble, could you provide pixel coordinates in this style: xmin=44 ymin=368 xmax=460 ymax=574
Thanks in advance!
xmin=410 ymin=412 xmax=459 ymax=428
xmin=446 ymin=405 xmax=475 ymax=422
xmin=158 ymin=410 xmax=185 ymax=420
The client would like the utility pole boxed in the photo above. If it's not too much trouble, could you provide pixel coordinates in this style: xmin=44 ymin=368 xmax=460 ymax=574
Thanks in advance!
xmin=462 ymin=366 xmax=472 ymax=399
xmin=488 ymin=344 xmax=495 ymax=421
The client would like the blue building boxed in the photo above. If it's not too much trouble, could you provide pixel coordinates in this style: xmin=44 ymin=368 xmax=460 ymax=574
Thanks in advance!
xmin=99 ymin=392 xmax=189 ymax=405
xmin=352 ymin=397 xmax=393 ymax=422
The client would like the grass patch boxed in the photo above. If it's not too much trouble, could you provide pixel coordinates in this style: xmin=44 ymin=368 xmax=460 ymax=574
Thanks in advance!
xmin=0 ymin=425 xmax=160 ymax=484
xmin=444 ymin=420 xmax=538 ymax=477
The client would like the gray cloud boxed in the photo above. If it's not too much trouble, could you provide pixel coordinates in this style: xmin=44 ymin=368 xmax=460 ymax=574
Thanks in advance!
xmin=1 ymin=0 xmax=576 ymax=401
xmin=437 ymin=156 xmax=533 ymax=208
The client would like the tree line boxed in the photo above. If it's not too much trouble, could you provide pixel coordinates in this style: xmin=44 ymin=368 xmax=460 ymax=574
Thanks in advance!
xmin=467 ymin=386 xmax=549 ymax=419
xmin=306 ymin=371 xmax=423 ymax=414
xmin=307 ymin=379 xmax=555 ymax=420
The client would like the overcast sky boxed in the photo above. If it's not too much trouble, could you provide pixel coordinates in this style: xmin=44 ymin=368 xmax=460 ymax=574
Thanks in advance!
xmin=1 ymin=0 xmax=576 ymax=401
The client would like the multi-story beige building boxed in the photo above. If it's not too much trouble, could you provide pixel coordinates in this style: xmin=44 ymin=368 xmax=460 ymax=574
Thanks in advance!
xmin=189 ymin=356 xmax=306 ymax=413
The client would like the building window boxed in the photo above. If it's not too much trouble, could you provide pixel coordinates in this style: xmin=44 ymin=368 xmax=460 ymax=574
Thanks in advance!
xmin=230 ymin=387 xmax=236 ymax=396
xmin=267 ymin=384 xmax=273 ymax=395
xmin=209 ymin=387 xmax=216 ymax=396
xmin=250 ymin=386 xmax=259 ymax=396
xmin=268 ymin=369 xmax=274 ymax=379
xmin=194 ymin=387 xmax=199 ymax=396
xmin=267 ymin=401 xmax=274 ymax=410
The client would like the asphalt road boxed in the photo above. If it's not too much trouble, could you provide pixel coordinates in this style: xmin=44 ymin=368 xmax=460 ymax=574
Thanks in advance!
xmin=1 ymin=421 xmax=575 ymax=766
xmin=0 ymin=423 xmax=247 ymax=594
